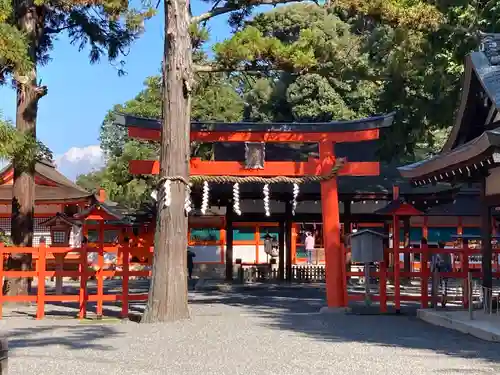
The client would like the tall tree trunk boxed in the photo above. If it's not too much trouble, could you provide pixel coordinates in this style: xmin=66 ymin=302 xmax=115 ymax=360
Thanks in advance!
xmin=141 ymin=0 xmax=192 ymax=323
xmin=3 ymin=1 xmax=46 ymax=298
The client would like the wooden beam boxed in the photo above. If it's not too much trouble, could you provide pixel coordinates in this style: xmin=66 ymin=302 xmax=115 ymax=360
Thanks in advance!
xmin=128 ymin=127 xmax=161 ymax=141
xmin=129 ymin=159 xmax=380 ymax=177
xmin=128 ymin=127 xmax=380 ymax=143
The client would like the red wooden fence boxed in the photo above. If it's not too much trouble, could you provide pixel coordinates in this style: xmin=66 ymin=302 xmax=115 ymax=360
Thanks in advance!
xmin=0 ymin=244 xmax=153 ymax=319
xmin=346 ymin=245 xmax=500 ymax=312
xmin=1 ymin=244 xmax=498 ymax=319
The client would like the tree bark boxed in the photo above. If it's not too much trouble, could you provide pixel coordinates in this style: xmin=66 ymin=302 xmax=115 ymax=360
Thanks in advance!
xmin=3 ymin=1 xmax=45 ymax=298
xmin=141 ymin=0 xmax=192 ymax=323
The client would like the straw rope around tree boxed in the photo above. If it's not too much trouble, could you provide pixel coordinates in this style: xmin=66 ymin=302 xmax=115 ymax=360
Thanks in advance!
xmin=157 ymin=158 xmax=346 ymax=187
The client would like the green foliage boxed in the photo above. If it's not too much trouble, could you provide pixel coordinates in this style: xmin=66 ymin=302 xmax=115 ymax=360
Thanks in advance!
xmin=332 ymin=0 xmax=443 ymax=31
xmin=220 ymin=5 xmax=381 ymax=124
xmin=0 ymin=114 xmax=52 ymax=169
xmin=80 ymin=71 xmax=245 ymax=209
xmin=0 ymin=0 xmax=155 ymax=82
xmin=0 ymin=24 xmax=32 ymax=83
xmin=211 ymin=2 xmax=500 ymax=160
xmin=100 ymin=76 xmax=162 ymax=158
xmin=0 ymin=229 xmax=12 ymax=246
xmin=192 ymin=74 xmax=245 ymax=122
xmin=77 ymin=140 xmax=158 ymax=209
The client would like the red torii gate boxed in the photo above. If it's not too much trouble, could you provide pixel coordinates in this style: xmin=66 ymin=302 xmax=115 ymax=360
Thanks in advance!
xmin=118 ymin=114 xmax=394 ymax=309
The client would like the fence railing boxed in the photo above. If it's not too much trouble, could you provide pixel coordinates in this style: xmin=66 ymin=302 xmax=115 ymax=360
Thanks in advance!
xmin=0 ymin=244 xmax=153 ymax=320
xmin=344 ymin=245 xmax=500 ymax=313
xmin=2 ymin=243 xmax=500 ymax=318
xmin=238 ymin=265 xmax=326 ymax=283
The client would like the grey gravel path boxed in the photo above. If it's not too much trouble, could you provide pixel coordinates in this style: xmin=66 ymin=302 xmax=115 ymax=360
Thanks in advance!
xmin=2 ymin=289 xmax=500 ymax=375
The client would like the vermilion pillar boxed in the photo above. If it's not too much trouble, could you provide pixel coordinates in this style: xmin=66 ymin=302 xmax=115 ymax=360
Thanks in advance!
xmin=319 ymin=141 xmax=345 ymax=307
xmin=393 ymin=214 xmax=401 ymax=312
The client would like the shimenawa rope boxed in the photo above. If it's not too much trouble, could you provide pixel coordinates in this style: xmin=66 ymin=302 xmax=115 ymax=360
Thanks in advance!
xmin=156 ymin=158 xmax=346 ymax=187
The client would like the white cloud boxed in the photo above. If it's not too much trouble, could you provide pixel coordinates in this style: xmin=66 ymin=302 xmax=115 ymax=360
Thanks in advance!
xmin=54 ymin=145 xmax=105 ymax=181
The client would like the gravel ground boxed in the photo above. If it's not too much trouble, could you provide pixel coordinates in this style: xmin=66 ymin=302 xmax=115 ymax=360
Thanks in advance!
xmin=1 ymin=287 xmax=500 ymax=375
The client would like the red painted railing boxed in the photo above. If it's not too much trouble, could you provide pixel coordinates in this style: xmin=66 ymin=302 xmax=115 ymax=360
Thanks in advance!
xmin=346 ymin=245 xmax=500 ymax=312
xmin=0 ymin=244 xmax=153 ymax=319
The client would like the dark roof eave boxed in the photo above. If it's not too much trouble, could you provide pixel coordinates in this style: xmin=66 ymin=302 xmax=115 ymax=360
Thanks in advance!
xmin=114 ymin=112 xmax=396 ymax=133
xmin=39 ymin=213 xmax=82 ymax=227
xmin=76 ymin=203 xmax=126 ymax=222
xmin=398 ymin=129 xmax=500 ymax=181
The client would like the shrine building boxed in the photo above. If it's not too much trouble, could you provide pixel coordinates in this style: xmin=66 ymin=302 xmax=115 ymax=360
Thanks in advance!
xmin=0 ymin=160 xmax=94 ymax=245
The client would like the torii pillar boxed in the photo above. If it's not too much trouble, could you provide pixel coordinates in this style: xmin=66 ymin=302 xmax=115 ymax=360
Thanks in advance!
xmin=319 ymin=141 xmax=346 ymax=308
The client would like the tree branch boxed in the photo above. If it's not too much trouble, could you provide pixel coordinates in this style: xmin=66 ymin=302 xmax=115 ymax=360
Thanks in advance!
xmin=191 ymin=0 xmax=303 ymax=24
xmin=194 ymin=63 xmax=275 ymax=73
xmin=45 ymin=25 xmax=75 ymax=34
xmin=193 ymin=63 xmax=388 ymax=81
xmin=34 ymin=85 xmax=48 ymax=99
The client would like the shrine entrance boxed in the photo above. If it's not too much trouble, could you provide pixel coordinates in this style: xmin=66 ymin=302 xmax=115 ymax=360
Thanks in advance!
xmin=118 ymin=113 xmax=394 ymax=309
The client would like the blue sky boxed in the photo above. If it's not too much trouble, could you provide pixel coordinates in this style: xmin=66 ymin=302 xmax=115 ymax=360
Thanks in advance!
xmin=0 ymin=1 xmax=238 ymax=155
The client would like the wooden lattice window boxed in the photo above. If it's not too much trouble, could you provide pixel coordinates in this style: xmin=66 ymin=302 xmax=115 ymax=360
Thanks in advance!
xmin=104 ymin=230 xmax=119 ymax=243
xmin=52 ymin=231 xmax=66 ymax=244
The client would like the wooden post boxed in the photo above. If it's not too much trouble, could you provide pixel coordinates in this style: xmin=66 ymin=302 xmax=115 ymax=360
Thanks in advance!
xmin=344 ymin=200 xmax=352 ymax=276
xmin=480 ymin=178 xmax=493 ymax=309
xmin=393 ymin=213 xmax=401 ymax=312
xmin=79 ymin=243 xmax=87 ymax=319
xmin=403 ymin=217 xmax=411 ymax=278
xmin=278 ymin=220 xmax=285 ymax=281
xmin=383 ymin=221 xmax=390 ymax=271
xmin=225 ymin=207 xmax=234 ymax=281
xmin=96 ymin=220 xmax=104 ymax=319
xmin=431 ymin=267 xmax=439 ymax=309
xmin=421 ymin=242 xmax=429 ymax=308
xmin=36 ymin=243 xmax=46 ymax=319
xmin=379 ymin=259 xmax=387 ymax=313
xmin=462 ymin=242 xmax=470 ymax=308
xmin=0 ymin=245 xmax=4 ymax=319
xmin=54 ymin=253 xmax=65 ymax=295
xmin=285 ymin=201 xmax=293 ymax=282
xmin=121 ymin=244 xmax=129 ymax=319
xmin=319 ymin=141 xmax=345 ymax=308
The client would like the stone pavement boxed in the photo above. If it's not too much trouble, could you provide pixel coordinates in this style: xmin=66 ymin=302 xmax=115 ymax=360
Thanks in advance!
xmin=418 ymin=309 xmax=500 ymax=342
xmin=2 ymin=289 xmax=500 ymax=375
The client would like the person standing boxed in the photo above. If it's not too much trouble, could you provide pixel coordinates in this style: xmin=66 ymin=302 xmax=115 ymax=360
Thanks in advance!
xmin=264 ymin=233 xmax=273 ymax=258
xmin=305 ymin=231 xmax=315 ymax=265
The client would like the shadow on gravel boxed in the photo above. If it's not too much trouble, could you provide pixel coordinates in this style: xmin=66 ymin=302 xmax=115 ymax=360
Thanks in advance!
xmin=7 ymin=324 xmax=120 ymax=351
xmin=29 ymin=278 xmax=196 ymax=319
xmin=191 ymin=286 xmax=500 ymax=367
